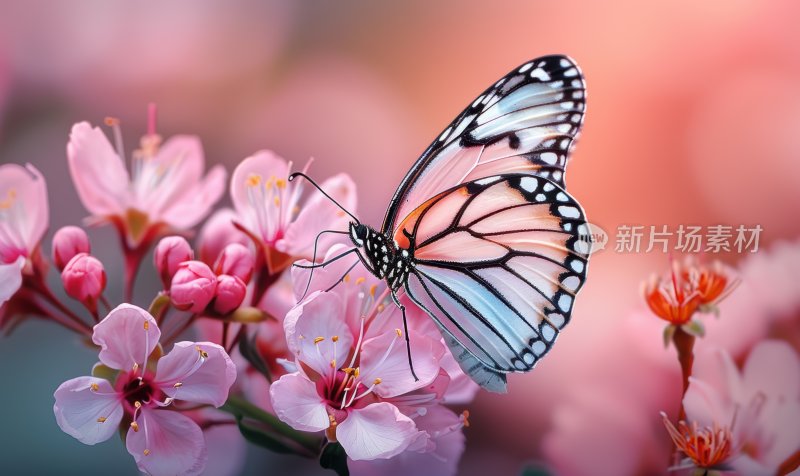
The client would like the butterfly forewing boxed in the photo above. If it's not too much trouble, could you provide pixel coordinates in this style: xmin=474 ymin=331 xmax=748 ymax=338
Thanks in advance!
xmin=399 ymin=174 xmax=590 ymax=393
xmin=382 ymin=55 xmax=586 ymax=235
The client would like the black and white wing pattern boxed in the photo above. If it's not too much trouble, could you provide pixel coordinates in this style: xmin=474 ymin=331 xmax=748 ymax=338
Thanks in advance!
xmin=393 ymin=174 xmax=591 ymax=393
xmin=382 ymin=55 xmax=586 ymax=235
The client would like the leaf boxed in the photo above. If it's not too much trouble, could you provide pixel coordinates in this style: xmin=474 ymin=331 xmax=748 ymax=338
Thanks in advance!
xmin=663 ymin=324 xmax=677 ymax=349
xmin=320 ymin=442 xmax=349 ymax=476
xmin=230 ymin=306 xmax=270 ymax=323
xmin=681 ymin=319 xmax=706 ymax=338
xmin=219 ymin=395 xmax=320 ymax=452
xmin=238 ymin=331 xmax=273 ymax=383
xmin=147 ymin=292 xmax=171 ymax=318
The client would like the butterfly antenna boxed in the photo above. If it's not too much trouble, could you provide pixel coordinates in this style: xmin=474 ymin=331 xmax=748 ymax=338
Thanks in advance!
xmin=288 ymin=172 xmax=360 ymax=224
xmin=299 ymin=229 xmax=350 ymax=300
xmin=293 ymin=247 xmax=357 ymax=269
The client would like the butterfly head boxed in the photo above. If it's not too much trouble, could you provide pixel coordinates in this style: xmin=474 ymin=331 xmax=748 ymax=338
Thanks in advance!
xmin=349 ymin=222 xmax=368 ymax=247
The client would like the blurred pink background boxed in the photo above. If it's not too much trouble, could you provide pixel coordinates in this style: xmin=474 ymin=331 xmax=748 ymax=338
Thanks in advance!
xmin=2 ymin=1 xmax=800 ymax=474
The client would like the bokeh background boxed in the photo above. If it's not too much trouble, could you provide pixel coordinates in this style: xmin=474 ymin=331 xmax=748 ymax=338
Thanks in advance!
xmin=2 ymin=1 xmax=800 ymax=474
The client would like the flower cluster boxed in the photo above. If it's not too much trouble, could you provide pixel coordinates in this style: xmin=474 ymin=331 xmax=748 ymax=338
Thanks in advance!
xmin=1 ymin=109 xmax=472 ymax=475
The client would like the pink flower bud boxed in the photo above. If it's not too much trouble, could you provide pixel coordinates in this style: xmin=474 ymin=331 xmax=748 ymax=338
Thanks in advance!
xmin=214 ymin=274 xmax=247 ymax=314
xmin=61 ymin=253 xmax=106 ymax=303
xmin=214 ymin=243 xmax=254 ymax=284
xmin=170 ymin=260 xmax=217 ymax=313
xmin=52 ymin=226 xmax=90 ymax=271
xmin=154 ymin=236 xmax=194 ymax=288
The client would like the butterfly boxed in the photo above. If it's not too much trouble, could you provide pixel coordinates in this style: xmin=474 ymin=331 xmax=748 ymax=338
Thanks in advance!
xmin=292 ymin=55 xmax=590 ymax=393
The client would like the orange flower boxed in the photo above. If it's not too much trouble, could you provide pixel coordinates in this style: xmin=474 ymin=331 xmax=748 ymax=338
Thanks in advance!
xmin=642 ymin=258 xmax=738 ymax=326
xmin=661 ymin=413 xmax=733 ymax=470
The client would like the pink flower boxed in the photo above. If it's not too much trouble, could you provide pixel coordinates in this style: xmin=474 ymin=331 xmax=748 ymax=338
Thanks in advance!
xmin=170 ymin=261 xmax=218 ymax=313
xmin=53 ymin=304 xmax=236 ymax=475
xmin=66 ymin=120 xmax=225 ymax=246
xmin=230 ymin=151 xmax=356 ymax=272
xmin=154 ymin=236 xmax=194 ymax=289
xmin=270 ymin=288 xmax=445 ymax=460
xmin=52 ymin=225 xmax=90 ymax=271
xmin=213 ymin=274 xmax=247 ymax=314
xmin=197 ymin=208 xmax=249 ymax=266
xmin=671 ymin=341 xmax=800 ymax=474
xmin=213 ymin=243 xmax=254 ymax=284
xmin=0 ymin=163 xmax=48 ymax=306
xmin=61 ymin=253 xmax=106 ymax=305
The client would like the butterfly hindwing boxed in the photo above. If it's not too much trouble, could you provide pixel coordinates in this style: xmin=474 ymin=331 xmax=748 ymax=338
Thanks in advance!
xmin=399 ymin=174 xmax=590 ymax=391
xmin=382 ymin=55 xmax=586 ymax=235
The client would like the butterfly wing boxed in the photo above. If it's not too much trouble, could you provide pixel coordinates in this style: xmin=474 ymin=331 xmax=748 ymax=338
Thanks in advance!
xmin=398 ymin=174 xmax=590 ymax=392
xmin=382 ymin=55 xmax=586 ymax=234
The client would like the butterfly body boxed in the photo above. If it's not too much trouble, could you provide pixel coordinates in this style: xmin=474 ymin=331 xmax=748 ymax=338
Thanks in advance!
xmin=323 ymin=55 xmax=591 ymax=393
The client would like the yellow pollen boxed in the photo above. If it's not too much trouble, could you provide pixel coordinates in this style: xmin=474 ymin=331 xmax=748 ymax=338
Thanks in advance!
xmin=97 ymin=417 xmax=107 ymax=423
xmin=395 ymin=328 xmax=402 ymax=337
xmin=354 ymin=367 xmax=360 ymax=377
xmin=274 ymin=196 xmax=281 ymax=206
xmin=332 ymin=336 xmax=339 ymax=342
xmin=134 ymin=401 xmax=142 ymax=409
xmin=276 ymin=178 xmax=287 ymax=189
xmin=246 ymin=173 xmax=262 ymax=187
xmin=104 ymin=117 xmax=120 ymax=126
xmin=328 ymin=414 xmax=337 ymax=427
xmin=336 ymin=210 xmax=346 ymax=217
xmin=342 ymin=367 xmax=354 ymax=374
xmin=369 ymin=285 xmax=377 ymax=297
xmin=377 ymin=304 xmax=385 ymax=313
xmin=355 ymin=277 xmax=365 ymax=285
xmin=343 ymin=274 xmax=351 ymax=283
xmin=130 ymin=421 xmax=139 ymax=432
xmin=0 ymin=189 xmax=16 ymax=209
xmin=132 ymin=363 xmax=139 ymax=373
xmin=173 ymin=382 xmax=183 ymax=388
xmin=195 ymin=345 xmax=208 ymax=358
xmin=143 ymin=320 xmax=149 ymax=331
xmin=314 ymin=337 xmax=325 ymax=344
xmin=90 ymin=383 xmax=99 ymax=392
xmin=292 ymin=205 xmax=300 ymax=214
xmin=462 ymin=410 xmax=471 ymax=427
xmin=143 ymin=449 xmax=150 ymax=456
xmin=330 ymin=359 xmax=337 ymax=368
xmin=373 ymin=378 xmax=382 ymax=385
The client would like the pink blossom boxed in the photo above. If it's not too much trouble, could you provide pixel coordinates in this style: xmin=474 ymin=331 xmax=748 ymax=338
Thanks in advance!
xmin=676 ymin=341 xmax=800 ymax=474
xmin=197 ymin=208 xmax=249 ymax=266
xmin=154 ymin=236 xmax=194 ymax=289
xmin=213 ymin=274 xmax=247 ymax=314
xmin=53 ymin=304 xmax=236 ymax=475
xmin=230 ymin=151 xmax=356 ymax=271
xmin=61 ymin=253 xmax=106 ymax=305
xmin=0 ymin=163 xmax=48 ymax=306
xmin=52 ymin=225 xmax=90 ymax=271
xmin=170 ymin=261 xmax=217 ymax=313
xmin=213 ymin=243 xmax=254 ymax=284
xmin=66 ymin=121 xmax=225 ymax=246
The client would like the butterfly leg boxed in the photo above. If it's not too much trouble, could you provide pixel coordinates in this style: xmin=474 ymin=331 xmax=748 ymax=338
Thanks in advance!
xmin=391 ymin=291 xmax=420 ymax=382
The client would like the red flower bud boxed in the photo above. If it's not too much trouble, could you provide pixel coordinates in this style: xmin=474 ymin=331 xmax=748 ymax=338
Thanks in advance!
xmin=170 ymin=260 xmax=217 ymax=313
xmin=214 ymin=274 xmax=247 ymax=314
xmin=154 ymin=236 xmax=194 ymax=289
xmin=214 ymin=243 xmax=254 ymax=284
xmin=52 ymin=226 xmax=90 ymax=271
xmin=61 ymin=253 xmax=106 ymax=303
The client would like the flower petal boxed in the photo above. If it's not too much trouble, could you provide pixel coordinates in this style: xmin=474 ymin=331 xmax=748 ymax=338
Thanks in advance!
xmin=202 ymin=410 xmax=247 ymax=476
xmin=742 ymin=340 xmax=800 ymax=400
xmin=349 ymin=405 xmax=465 ymax=476
xmin=160 ymin=164 xmax=227 ymax=229
xmin=0 ymin=255 xmax=25 ymax=305
xmin=126 ymin=408 xmax=207 ymax=476
xmin=269 ymin=372 xmax=329 ymax=432
xmin=66 ymin=122 xmax=130 ymax=217
xmin=336 ymin=402 xmax=419 ymax=460
xmin=53 ymin=376 xmax=123 ymax=445
xmin=92 ymin=304 xmax=160 ymax=371
xmin=0 ymin=163 xmax=48 ymax=252
xmin=229 ymin=150 xmax=289 ymax=238
xmin=359 ymin=330 xmax=444 ymax=398
xmin=284 ymin=291 xmax=353 ymax=376
xmin=155 ymin=341 xmax=236 ymax=407
xmin=278 ymin=173 xmax=357 ymax=258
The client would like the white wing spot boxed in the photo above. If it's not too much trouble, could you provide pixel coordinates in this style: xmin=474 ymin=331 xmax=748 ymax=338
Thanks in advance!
xmin=560 ymin=139 xmax=570 ymax=150
xmin=542 ymin=325 xmax=556 ymax=342
xmin=558 ymin=206 xmax=580 ymax=218
xmin=523 ymin=352 xmax=535 ymax=365
xmin=552 ymin=171 xmax=563 ymax=181
xmin=531 ymin=68 xmax=551 ymax=81
xmin=560 ymin=101 xmax=574 ymax=109
xmin=518 ymin=62 xmax=533 ymax=73
xmin=439 ymin=127 xmax=452 ymax=142
xmin=549 ymin=313 xmax=566 ymax=328
xmin=557 ymin=123 xmax=572 ymax=133
xmin=543 ymin=183 xmax=555 ymax=192
xmin=559 ymin=58 xmax=571 ymax=67
xmin=575 ymin=240 xmax=590 ymax=254
xmin=532 ymin=340 xmax=547 ymax=355
xmin=563 ymin=223 xmax=573 ymax=231
xmin=472 ymin=95 xmax=484 ymax=108
xmin=514 ymin=360 xmax=527 ymax=370
xmin=519 ymin=176 xmax=538 ymax=192
xmin=535 ymin=193 xmax=546 ymax=202
xmin=562 ymin=275 xmax=580 ymax=291
xmin=556 ymin=192 xmax=568 ymax=202
xmin=573 ymin=91 xmax=584 ymax=99
xmin=570 ymin=259 xmax=584 ymax=273
xmin=563 ymin=68 xmax=578 ymax=77
xmin=558 ymin=294 xmax=573 ymax=312
xmin=571 ymin=79 xmax=582 ymax=88
xmin=475 ymin=176 xmax=501 ymax=186
xmin=541 ymin=152 xmax=558 ymax=165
